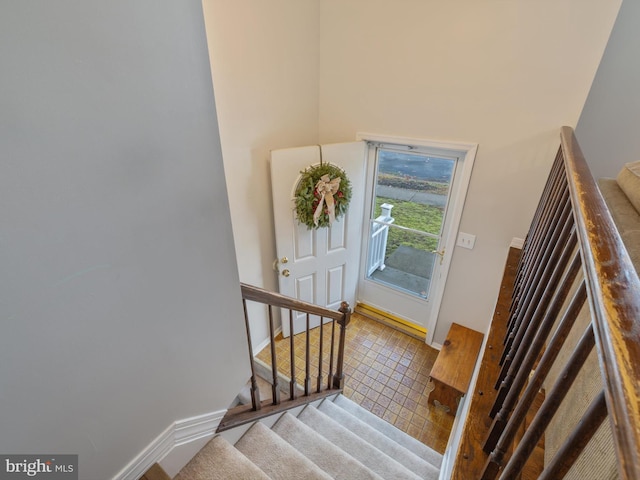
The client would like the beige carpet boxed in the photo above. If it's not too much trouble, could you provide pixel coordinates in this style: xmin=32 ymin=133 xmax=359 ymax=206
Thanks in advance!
xmin=318 ymin=398 xmax=440 ymax=478
xmin=272 ymin=412 xmax=383 ymax=480
xmin=174 ymin=436 xmax=269 ymax=480
xmin=175 ymin=394 xmax=442 ymax=480
xmin=297 ymin=404 xmax=423 ymax=480
xmin=333 ymin=394 xmax=443 ymax=466
xmin=236 ymin=422 xmax=332 ymax=480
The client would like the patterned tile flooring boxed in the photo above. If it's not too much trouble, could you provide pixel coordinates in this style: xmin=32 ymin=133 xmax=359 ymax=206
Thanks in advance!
xmin=255 ymin=313 xmax=454 ymax=453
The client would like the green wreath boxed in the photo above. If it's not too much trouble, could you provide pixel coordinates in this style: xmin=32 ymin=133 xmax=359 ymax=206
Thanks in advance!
xmin=295 ymin=163 xmax=352 ymax=229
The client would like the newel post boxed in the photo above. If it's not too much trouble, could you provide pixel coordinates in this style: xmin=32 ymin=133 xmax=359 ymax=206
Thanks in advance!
xmin=333 ymin=301 xmax=351 ymax=389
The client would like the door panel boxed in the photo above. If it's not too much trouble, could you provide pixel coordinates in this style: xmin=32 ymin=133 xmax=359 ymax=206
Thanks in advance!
xmin=271 ymin=142 xmax=366 ymax=336
xmin=328 ymin=220 xmax=346 ymax=250
xmin=296 ymin=275 xmax=315 ymax=303
xmin=294 ymin=218 xmax=315 ymax=259
xmin=327 ymin=265 xmax=345 ymax=307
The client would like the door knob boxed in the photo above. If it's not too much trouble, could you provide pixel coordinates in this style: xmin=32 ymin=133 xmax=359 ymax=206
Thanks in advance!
xmin=431 ymin=248 xmax=445 ymax=265
xmin=282 ymin=269 xmax=290 ymax=277
xmin=273 ymin=256 xmax=290 ymax=273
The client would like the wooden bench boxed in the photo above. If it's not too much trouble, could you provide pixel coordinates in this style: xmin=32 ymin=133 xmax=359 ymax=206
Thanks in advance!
xmin=429 ymin=322 xmax=484 ymax=415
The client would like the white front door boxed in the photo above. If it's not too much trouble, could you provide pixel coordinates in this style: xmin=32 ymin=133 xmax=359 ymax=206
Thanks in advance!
xmin=271 ymin=142 xmax=366 ymax=336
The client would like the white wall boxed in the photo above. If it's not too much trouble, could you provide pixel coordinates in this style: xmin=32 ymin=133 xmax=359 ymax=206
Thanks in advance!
xmin=576 ymin=0 xmax=640 ymax=179
xmin=202 ymin=0 xmax=320 ymax=346
xmin=0 ymin=2 xmax=249 ymax=478
xmin=318 ymin=0 xmax=621 ymax=343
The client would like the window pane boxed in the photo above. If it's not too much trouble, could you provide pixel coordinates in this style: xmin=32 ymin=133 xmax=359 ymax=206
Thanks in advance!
xmin=367 ymin=225 xmax=438 ymax=299
xmin=375 ymin=149 xmax=454 ymax=236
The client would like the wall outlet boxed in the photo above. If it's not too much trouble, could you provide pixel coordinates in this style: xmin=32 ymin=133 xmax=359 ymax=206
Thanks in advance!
xmin=456 ymin=232 xmax=476 ymax=250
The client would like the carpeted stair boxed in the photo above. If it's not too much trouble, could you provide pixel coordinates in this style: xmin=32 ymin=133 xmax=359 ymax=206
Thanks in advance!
xmin=175 ymin=394 xmax=442 ymax=480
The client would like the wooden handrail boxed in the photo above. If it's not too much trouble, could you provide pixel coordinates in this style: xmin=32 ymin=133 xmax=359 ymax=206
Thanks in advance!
xmin=560 ymin=126 xmax=640 ymax=479
xmin=217 ymin=282 xmax=351 ymax=432
xmin=480 ymin=127 xmax=640 ymax=479
xmin=240 ymin=283 xmax=345 ymax=321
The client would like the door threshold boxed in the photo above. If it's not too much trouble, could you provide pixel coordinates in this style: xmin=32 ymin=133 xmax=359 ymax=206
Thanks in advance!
xmin=355 ymin=303 xmax=426 ymax=341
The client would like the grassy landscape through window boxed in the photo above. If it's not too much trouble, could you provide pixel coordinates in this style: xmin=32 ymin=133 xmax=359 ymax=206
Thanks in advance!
xmin=374 ymin=196 xmax=443 ymax=254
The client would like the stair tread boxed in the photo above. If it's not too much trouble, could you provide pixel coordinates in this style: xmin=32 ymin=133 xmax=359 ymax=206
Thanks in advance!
xmin=298 ymin=405 xmax=432 ymax=480
xmin=333 ymin=394 xmax=443 ymax=467
xmin=174 ymin=435 xmax=270 ymax=480
xmin=272 ymin=412 xmax=384 ymax=480
xmin=319 ymin=398 xmax=440 ymax=476
xmin=235 ymin=421 xmax=333 ymax=480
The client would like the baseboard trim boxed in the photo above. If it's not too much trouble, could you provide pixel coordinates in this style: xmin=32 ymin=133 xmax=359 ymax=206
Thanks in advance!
xmin=174 ymin=410 xmax=225 ymax=446
xmin=253 ymin=325 xmax=283 ymax=356
xmin=112 ymin=423 xmax=175 ymax=480
xmin=112 ymin=409 xmax=226 ymax=480
xmin=355 ymin=303 xmax=426 ymax=341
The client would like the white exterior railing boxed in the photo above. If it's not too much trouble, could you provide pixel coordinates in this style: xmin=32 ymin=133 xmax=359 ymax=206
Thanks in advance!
xmin=367 ymin=203 xmax=394 ymax=276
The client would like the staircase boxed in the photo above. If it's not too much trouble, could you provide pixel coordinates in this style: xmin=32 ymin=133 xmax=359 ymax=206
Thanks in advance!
xmin=175 ymin=394 xmax=442 ymax=480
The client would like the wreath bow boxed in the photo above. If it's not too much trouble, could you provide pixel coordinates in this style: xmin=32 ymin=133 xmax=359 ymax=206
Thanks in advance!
xmin=313 ymin=174 xmax=341 ymax=226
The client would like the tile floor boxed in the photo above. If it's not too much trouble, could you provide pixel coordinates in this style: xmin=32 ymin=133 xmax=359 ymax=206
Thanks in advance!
xmin=255 ymin=313 xmax=454 ymax=454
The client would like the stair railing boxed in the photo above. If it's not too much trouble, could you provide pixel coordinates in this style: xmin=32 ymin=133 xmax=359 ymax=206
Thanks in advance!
xmin=367 ymin=203 xmax=394 ymax=275
xmin=480 ymin=127 xmax=640 ymax=479
xmin=217 ymin=283 xmax=351 ymax=432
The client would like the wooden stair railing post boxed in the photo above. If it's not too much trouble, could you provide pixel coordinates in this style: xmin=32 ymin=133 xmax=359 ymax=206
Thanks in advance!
xmin=242 ymin=298 xmax=261 ymax=411
xmin=490 ymin=252 xmax=583 ymax=442
xmin=333 ymin=301 xmax=351 ymax=389
xmin=508 ymin=155 xmax=565 ymax=330
xmin=305 ymin=313 xmax=311 ymax=396
xmin=317 ymin=317 xmax=324 ymax=393
xmin=499 ymin=199 xmax=572 ymax=372
xmin=496 ymin=209 xmax=574 ymax=384
xmin=498 ymin=325 xmax=596 ymax=480
xmin=512 ymin=151 xmax=563 ymax=298
xmin=328 ymin=319 xmax=336 ymax=390
xmin=509 ymin=153 xmax=562 ymax=315
xmin=538 ymin=390 xmax=608 ymax=480
xmin=267 ymin=305 xmax=281 ymax=405
xmin=489 ymin=231 xmax=579 ymax=420
xmin=288 ymin=310 xmax=297 ymax=400
xmin=481 ymin=282 xmax=587 ymax=478
xmin=504 ymin=182 xmax=569 ymax=349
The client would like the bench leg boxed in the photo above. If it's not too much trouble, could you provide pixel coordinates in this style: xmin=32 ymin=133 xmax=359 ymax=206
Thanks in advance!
xmin=430 ymin=379 xmax=461 ymax=415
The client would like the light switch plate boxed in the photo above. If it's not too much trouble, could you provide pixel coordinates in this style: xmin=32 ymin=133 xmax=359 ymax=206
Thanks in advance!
xmin=456 ymin=232 xmax=476 ymax=250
